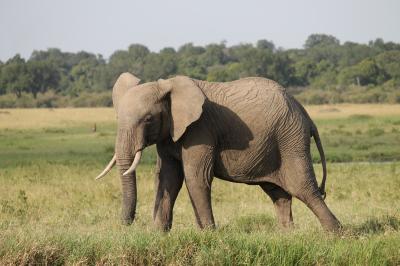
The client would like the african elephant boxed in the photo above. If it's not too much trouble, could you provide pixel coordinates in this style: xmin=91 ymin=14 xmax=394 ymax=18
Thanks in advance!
xmin=95 ymin=73 xmax=341 ymax=232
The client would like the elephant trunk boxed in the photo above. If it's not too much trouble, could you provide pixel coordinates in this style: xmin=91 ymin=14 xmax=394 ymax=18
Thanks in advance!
xmin=117 ymin=158 xmax=137 ymax=225
xmin=115 ymin=128 xmax=138 ymax=225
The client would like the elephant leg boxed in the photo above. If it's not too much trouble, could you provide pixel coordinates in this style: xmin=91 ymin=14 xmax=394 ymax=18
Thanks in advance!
xmin=281 ymin=155 xmax=341 ymax=232
xmin=299 ymin=192 xmax=341 ymax=232
xmin=181 ymin=147 xmax=215 ymax=229
xmin=153 ymin=155 xmax=184 ymax=231
xmin=184 ymin=175 xmax=215 ymax=229
xmin=260 ymin=183 xmax=293 ymax=229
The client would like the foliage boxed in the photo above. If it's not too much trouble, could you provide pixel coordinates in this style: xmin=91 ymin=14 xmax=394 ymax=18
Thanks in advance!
xmin=1 ymin=34 xmax=400 ymax=107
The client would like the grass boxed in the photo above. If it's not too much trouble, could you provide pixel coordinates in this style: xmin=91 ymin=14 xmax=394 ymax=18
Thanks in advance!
xmin=1 ymin=105 xmax=400 ymax=265
xmin=1 ymin=105 xmax=400 ymax=166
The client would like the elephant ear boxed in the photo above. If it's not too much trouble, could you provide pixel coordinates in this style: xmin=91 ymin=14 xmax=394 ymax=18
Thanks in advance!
xmin=112 ymin=72 xmax=141 ymax=113
xmin=158 ymin=76 xmax=206 ymax=142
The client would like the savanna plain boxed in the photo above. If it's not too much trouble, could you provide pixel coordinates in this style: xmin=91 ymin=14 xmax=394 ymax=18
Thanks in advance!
xmin=0 ymin=104 xmax=399 ymax=265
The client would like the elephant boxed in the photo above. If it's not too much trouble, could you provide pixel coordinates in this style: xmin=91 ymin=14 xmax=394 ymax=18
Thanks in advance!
xmin=95 ymin=72 xmax=341 ymax=232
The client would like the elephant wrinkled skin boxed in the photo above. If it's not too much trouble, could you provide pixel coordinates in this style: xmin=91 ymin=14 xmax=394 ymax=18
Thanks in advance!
xmin=96 ymin=73 xmax=341 ymax=232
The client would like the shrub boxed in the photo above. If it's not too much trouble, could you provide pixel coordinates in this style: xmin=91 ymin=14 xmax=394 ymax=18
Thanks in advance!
xmin=0 ymin=94 xmax=17 ymax=108
xmin=36 ymin=91 xmax=59 ymax=108
xmin=71 ymin=92 xmax=112 ymax=107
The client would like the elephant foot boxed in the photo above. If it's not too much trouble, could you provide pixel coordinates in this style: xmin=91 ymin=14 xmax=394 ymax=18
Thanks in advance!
xmin=121 ymin=218 xmax=134 ymax=225
xmin=302 ymin=195 xmax=342 ymax=233
xmin=321 ymin=216 xmax=342 ymax=232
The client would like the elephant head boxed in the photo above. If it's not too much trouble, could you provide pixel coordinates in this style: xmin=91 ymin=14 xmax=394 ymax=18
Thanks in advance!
xmin=95 ymin=73 xmax=205 ymax=224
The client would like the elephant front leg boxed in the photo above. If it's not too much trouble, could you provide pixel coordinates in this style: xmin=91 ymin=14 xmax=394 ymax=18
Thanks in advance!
xmin=185 ymin=174 xmax=215 ymax=229
xmin=153 ymin=155 xmax=184 ymax=231
xmin=182 ymin=147 xmax=215 ymax=229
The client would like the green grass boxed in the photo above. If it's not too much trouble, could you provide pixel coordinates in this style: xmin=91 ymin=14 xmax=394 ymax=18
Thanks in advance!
xmin=1 ymin=163 xmax=399 ymax=266
xmin=313 ymin=114 xmax=400 ymax=162
xmin=1 ymin=109 xmax=399 ymax=169
xmin=1 ymin=107 xmax=400 ymax=265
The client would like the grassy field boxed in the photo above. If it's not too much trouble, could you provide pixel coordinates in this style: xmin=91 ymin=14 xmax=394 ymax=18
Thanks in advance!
xmin=0 ymin=105 xmax=399 ymax=265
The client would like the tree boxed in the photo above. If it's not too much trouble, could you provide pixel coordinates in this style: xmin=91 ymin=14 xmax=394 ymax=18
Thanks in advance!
xmin=26 ymin=60 xmax=60 ymax=98
xmin=177 ymin=43 xmax=207 ymax=79
xmin=178 ymin=43 xmax=206 ymax=57
xmin=108 ymin=50 xmax=131 ymax=79
xmin=108 ymin=44 xmax=150 ymax=85
xmin=293 ymin=58 xmax=317 ymax=86
xmin=227 ymin=44 xmax=273 ymax=77
xmin=338 ymin=42 xmax=377 ymax=67
xmin=143 ymin=48 xmax=177 ymax=81
xmin=206 ymin=62 xmax=245 ymax=82
xmin=375 ymin=51 xmax=400 ymax=81
xmin=267 ymin=52 xmax=295 ymax=87
xmin=69 ymin=56 xmax=105 ymax=96
xmin=200 ymin=43 xmax=228 ymax=67
xmin=310 ymin=60 xmax=338 ymax=89
xmin=29 ymin=49 xmax=100 ymax=94
xmin=338 ymin=58 xmax=385 ymax=86
xmin=0 ymin=55 xmax=30 ymax=97
xmin=177 ymin=56 xmax=207 ymax=80
xmin=304 ymin=34 xmax=340 ymax=49
xmin=256 ymin=39 xmax=275 ymax=52
xmin=207 ymin=65 xmax=229 ymax=82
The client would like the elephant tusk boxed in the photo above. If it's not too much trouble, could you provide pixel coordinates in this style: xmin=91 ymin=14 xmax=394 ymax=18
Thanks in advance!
xmin=95 ymin=154 xmax=116 ymax=180
xmin=122 ymin=150 xmax=142 ymax=176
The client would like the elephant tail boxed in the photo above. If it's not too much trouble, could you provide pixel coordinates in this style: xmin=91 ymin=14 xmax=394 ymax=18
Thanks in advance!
xmin=311 ymin=123 xmax=327 ymax=200
xmin=290 ymin=96 xmax=327 ymax=199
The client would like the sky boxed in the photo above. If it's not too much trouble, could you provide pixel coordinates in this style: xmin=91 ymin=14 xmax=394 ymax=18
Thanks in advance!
xmin=0 ymin=0 xmax=399 ymax=61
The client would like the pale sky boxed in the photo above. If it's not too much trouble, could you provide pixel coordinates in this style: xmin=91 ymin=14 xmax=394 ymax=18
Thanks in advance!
xmin=0 ymin=0 xmax=399 ymax=61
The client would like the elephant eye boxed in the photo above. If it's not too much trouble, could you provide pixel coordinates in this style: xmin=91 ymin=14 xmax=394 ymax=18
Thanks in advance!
xmin=143 ymin=115 xmax=153 ymax=123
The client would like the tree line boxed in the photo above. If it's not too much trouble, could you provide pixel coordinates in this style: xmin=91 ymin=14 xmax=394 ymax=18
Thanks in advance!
xmin=0 ymin=34 xmax=399 ymax=107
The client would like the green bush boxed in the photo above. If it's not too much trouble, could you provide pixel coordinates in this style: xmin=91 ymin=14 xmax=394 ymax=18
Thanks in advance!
xmin=0 ymin=94 xmax=17 ymax=108
xmin=36 ymin=91 xmax=60 ymax=108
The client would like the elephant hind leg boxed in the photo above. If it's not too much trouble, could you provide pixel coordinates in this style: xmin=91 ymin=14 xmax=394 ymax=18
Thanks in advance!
xmin=300 ymin=193 xmax=341 ymax=232
xmin=280 ymin=155 xmax=341 ymax=232
xmin=260 ymin=183 xmax=293 ymax=229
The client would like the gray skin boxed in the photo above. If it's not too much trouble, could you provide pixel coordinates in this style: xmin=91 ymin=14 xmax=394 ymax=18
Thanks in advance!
xmin=98 ymin=72 xmax=341 ymax=232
